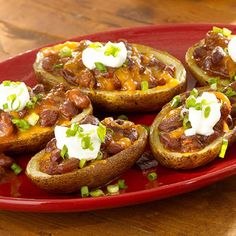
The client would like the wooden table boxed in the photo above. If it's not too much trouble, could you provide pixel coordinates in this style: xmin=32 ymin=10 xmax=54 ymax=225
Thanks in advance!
xmin=0 ymin=0 xmax=236 ymax=235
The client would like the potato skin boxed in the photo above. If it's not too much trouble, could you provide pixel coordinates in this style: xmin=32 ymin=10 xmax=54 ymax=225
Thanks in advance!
xmin=185 ymin=40 xmax=231 ymax=86
xmin=0 ymin=104 xmax=92 ymax=155
xmin=26 ymin=125 xmax=148 ymax=193
xmin=149 ymin=90 xmax=236 ymax=169
xmin=34 ymin=43 xmax=186 ymax=112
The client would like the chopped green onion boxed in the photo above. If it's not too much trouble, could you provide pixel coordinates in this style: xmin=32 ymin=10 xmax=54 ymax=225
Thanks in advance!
xmin=118 ymin=179 xmax=127 ymax=189
xmin=80 ymin=186 xmax=89 ymax=198
xmin=204 ymin=106 xmax=211 ymax=118
xmin=210 ymin=83 xmax=217 ymax=90
xmin=183 ymin=114 xmax=191 ymax=129
xmin=89 ymin=42 xmax=103 ymax=49
xmin=223 ymin=27 xmax=232 ymax=36
xmin=54 ymin=63 xmax=64 ymax=69
xmin=195 ymin=102 xmax=202 ymax=110
xmin=107 ymin=184 xmax=119 ymax=194
xmin=104 ymin=44 xmax=120 ymax=57
xmin=81 ymin=135 xmax=93 ymax=150
xmin=141 ymin=81 xmax=149 ymax=91
xmin=219 ymin=139 xmax=228 ymax=158
xmin=95 ymin=62 xmax=107 ymax=72
xmin=59 ymin=46 xmax=72 ymax=57
xmin=79 ymin=159 xmax=87 ymax=169
xmin=171 ymin=95 xmax=181 ymax=107
xmin=190 ymin=88 xmax=199 ymax=97
xmin=225 ymin=87 xmax=236 ymax=97
xmin=234 ymin=75 xmax=236 ymax=81
xmin=186 ymin=95 xmax=196 ymax=108
xmin=26 ymin=113 xmax=39 ymax=126
xmin=7 ymin=94 xmax=17 ymax=109
xmin=212 ymin=26 xmax=222 ymax=34
xmin=117 ymin=115 xmax=128 ymax=120
xmin=97 ymin=123 xmax=106 ymax=143
xmin=147 ymin=172 xmax=157 ymax=181
xmin=2 ymin=80 xmax=11 ymax=86
xmin=90 ymin=189 xmax=105 ymax=197
xmin=60 ymin=144 xmax=68 ymax=159
xmin=26 ymin=94 xmax=42 ymax=109
xmin=209 ymin=77 xmax=219 ymax=85
xmin=12 ymin=118 xmax=30 ymax=131
xmin=3 ymin=103 xmax=8 ymax=109
xmin=96 ymin=151 xmax=103 ymax=160
xmin=66 ymin=124 xmax=79 ymax=137
xmin=11 ymin=163 xmax=22 ymax=175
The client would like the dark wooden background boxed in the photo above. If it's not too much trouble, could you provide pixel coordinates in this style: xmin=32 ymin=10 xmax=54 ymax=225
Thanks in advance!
xmin=1 ymin=0 xmax=236 ymax=235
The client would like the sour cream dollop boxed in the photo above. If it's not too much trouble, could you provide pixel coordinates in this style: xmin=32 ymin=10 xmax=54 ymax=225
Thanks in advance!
xmin=82 ymin=41 xmax=127 ymax=70
xmin=0 ymin=81 xmax=30 ymax=112
xmin=228 ymin=36 xmax=236 ymax=63
xmin=55 ymin=124 xmax=102 ymax=161
xmin=184 ymin=92 xmax=221 ymax=136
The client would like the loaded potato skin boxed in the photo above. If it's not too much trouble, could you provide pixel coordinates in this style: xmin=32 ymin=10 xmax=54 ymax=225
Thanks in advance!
xmin=0 ymin=81 xmax=92 ymax=154
xmin=34 ymin=41 xmax=186 ymax=112
xmin=186 ymin=26 xmax=236 ymax=87
xmin=26 ymin=117 xmax=148 ymax=193
xmin=150 ymin=88 xmax=236 ymax=169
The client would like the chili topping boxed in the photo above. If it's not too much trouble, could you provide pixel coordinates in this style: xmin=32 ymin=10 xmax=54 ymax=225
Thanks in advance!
xmin=158 ymin=89 xmax=232 ymax=153
xmin=192 ymin=26 xmax=236 ymax=81
xmin=38 ymin=40 xmax=177 ymax=91
xmin=39 ymin=116 xmax=139 ymax=175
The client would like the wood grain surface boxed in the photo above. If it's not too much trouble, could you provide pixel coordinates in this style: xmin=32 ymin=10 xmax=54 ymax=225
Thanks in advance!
xmin=0 ymin=0 xmax=236 ymax=235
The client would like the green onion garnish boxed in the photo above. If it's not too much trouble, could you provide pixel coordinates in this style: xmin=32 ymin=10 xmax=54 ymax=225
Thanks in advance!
xmin=147 ymin=172 xmax=157 ymax=181
xmin=27 ymin=113 xmax=39 ymax=126
xmin=66 ymin=124 xmax=79 ymax=137
xmin=89 ymin=42 xmax=103 ymax=49
xmin=141 ymin=81 xmax=149 ymax=91
xmin=225 ymin=87 xmax=236 ymax=97
xmin=104 ymin=44 xmax=120 ymax=57
xmin=95 ymin=62 xmax=107 ymax=72
xmin=79 ymin=159 xmax=87 ymax=169
xmin=195 ymin=102 xmax=202 ymax=110
xmin=117 ymin=115 xmax=129 ymax=120
xmin=3 ymin=103 xmax=8 ymax=110
xmin=90 ymin=189 xmax=105 ymax=197
xmin=12 ymin=118 xmax=30 ymax=131
xmin=81 ymin=136 xmax=93 ymax=150
xmin=183 ymin=114 xmax=191 ymax=129
xmin=171 ymin=95 xmax=181 ymax=107
xmin=59 ymin=46 xmax=72 ymax=57
xmin=219 ymin=139 xmax=228 ymax=158
xmin=2 ymin=81 xmax=11 ymax=86
xmin=80 ymin=186 xmax=89 ymax=198
xmin=107 ymin=184 xmax=119 ymax=194
xmin=204 ymin=106 xmax=211 ymax=118
xmin=97 ymin=123 xmax=106 ymax=143
xmin=80 ymin=186 xmax=89 ymax=197
xmin=60 ymin=144 xmax=68 ymax=159
xmin=7 ymin=94 xmax=17 ymax=109
xmin=234 ymin=75 xmax=236 ymax=81
xmin=190 ymin=88 xmax=199 ymax=97
xmin=11 ymin=163 xmax=22 ymax=175
xmin=186 ymin=95 xmax=196 ymax=108
xmin=210 ymin=83 xmax=217 ymax=90
xmin=118 ymin=179 xmax=127 ymax=189
xmin=209 ymin=77 xmax=219 ymax=85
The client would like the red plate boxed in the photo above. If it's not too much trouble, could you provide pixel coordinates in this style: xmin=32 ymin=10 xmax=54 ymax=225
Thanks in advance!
xmin=0 ymin=24 xmax=236 ymax=212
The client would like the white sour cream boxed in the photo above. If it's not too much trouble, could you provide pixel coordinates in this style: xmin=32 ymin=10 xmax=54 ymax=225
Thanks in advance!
xmin=82 ymin=41 xmax=127 ymax=70
xmin=184 ymin=92 xmax=221 ymax=136
xmin=0 ymin=81 xmax=30 ymax=112
xmin=55 ymin=124 xmax=102 ymax=161
xmin=228 ymin=36 xmax=236 ymax=62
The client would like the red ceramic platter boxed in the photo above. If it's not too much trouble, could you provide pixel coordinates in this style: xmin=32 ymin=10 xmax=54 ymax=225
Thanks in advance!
xmin=0 ymin=24 xmax=236 ymax=212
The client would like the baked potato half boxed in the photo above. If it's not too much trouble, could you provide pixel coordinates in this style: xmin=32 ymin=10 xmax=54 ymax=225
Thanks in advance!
xmin=0 ymin=82 xmax=92 ymax=154
xmin=26 ymin=116 xmax=148 ymax=193
xmin=34 ymin=40 xmax=186 ymax=112
xmin=186 ymin=26 xmax=236 ymax=87
xmin=150 ymin=87 xmax=236 ymax=169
